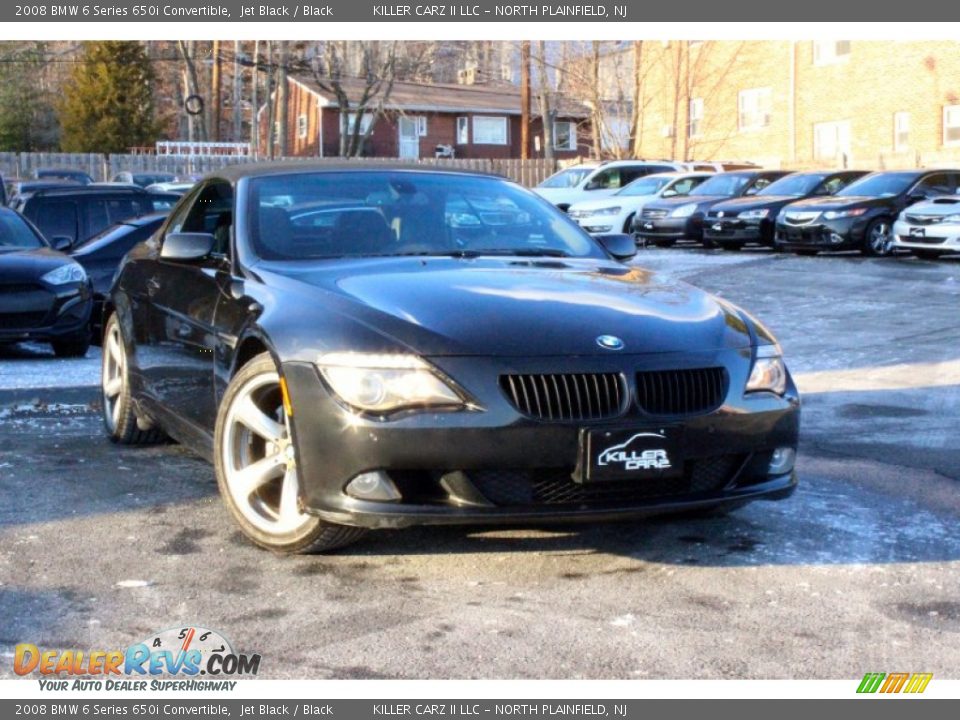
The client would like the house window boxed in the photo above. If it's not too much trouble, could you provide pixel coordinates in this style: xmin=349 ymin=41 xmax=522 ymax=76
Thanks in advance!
xmin=944 ymin=105 xmax=960 ymax=145
xmin=553 ymin=121 xmax=577 ymax=151
xmin=340 ymin=112 xmax=375 ymax=136
xmin=457 ymin=116 xmax=469 ymax=144
xmin=814 ymin=120 xmax=851 ymax=162
xmin=738 ymin=88 xmax=771 ymax=131
xmin=813 ymin=41 xmax=851 ymax=65
xmin=273 ymin=121 xmax=281 ymax=144
xmin=688 ymin=98 xmax=704 ymax=138
xmin=297 ymin=114 xmax=308 ymax=140
xmin=893 ymin=112 xmax=910 ymax=152
xmin=472 ymin=116 xmax=508 ymax=145
xmin=417 ymin=116 xmax=428 ymax=137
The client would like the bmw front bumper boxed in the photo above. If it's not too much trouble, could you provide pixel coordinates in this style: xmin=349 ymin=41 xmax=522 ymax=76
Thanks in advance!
xmin=281 ymin=349 xmax=801 ymax=529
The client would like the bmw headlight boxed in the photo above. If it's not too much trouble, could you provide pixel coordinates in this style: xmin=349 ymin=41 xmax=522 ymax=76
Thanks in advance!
xmin=41 ymin=263 xmax=87 ymax=285
xmin=593 ymin=206 xmax=622 ymax=216
xmin=670 ymin=203 xmax=698 ymax=218
xmin=745 ymin=345 xmax=787 ymax=396
xmin=317 ymin=352 xmax=466 ymax=415
xmin=738 ymin=209 xmax=769 ymax=220
xmin=823 ymin=208 xmax=867 ymax=220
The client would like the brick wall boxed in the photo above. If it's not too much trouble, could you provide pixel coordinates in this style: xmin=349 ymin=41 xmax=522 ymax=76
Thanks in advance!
xmin=633 ymin=41 xmax=960 ymax=169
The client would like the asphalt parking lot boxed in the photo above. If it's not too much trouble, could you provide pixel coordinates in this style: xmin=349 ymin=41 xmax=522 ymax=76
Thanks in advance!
xmin=1 ymin=247 xmax=958 ymax=679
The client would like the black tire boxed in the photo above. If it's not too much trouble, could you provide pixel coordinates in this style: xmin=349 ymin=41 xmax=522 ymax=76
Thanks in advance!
xmin=214 ymin=352 xmax=367 ymax=554
xmin=52 ymin=334 xmax=90 ymax=358
xmin=795 ymin=249 xmax=819 ymax=257
xmin=622 ymin=213 xmax=636 ymax=235
xmin=101 ymin=313 xmax=166 ymax=445
xmin=721 ymin=243 xmax=744 ymax=252
xmin=911 ymin=249 xmax=943 ymax=261
xmin=861 ymin=217 xmax=894 ymax=257
xmin=652 ymin=239 xmax=676 ymax=248
xmin=701 ymin=237 xmax=718 ymax=249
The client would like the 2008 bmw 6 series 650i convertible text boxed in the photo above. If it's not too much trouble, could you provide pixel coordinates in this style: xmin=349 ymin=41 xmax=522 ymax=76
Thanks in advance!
xmin=101 ymin=164 xmax=800 ymax=553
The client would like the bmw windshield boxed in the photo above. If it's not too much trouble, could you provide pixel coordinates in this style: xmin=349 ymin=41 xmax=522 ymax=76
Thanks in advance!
xmin=248 ymin=171 xmax=603 ymax=261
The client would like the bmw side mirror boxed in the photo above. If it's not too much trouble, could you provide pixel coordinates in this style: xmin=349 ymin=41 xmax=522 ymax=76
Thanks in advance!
xmin=161 ymin=232 xmax=215 ymax=261
xmin=906 ymin=192 xmax=927 ymax=204
xmin=596 ymin=234 xmax=637 ymax=261
xmin=51 ymin=236 xmax=73 ymax=252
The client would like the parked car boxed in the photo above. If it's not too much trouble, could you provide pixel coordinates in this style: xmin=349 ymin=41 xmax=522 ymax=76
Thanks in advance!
xmin=683 ymin=161 xmax=761 ymax=172
xmin=110 ymin=171 xmax=178 ymax=188
xmin=5 ymin=178 xmax=81 ymax=205
xmin=534 ymin=160 xmax=689 ymax=211
xmin=32 ymin=167 xmax=94 ymax=185
xmin=703 ymin=170 xmax=867 ymax=250
xmin=0 ymin=206 xmax=92 ymax=357
xmin=774 ymin=170 xmax=960 ymax=256
xmin=535 ymin=163 xmax=600 ymax=193
xmin=71 ymin=212 xmax=168 ymax=339
xmin=891 ymin=195 xmax=960 ymax=260
xmin=102 ymin=163 xmax=799 ymax=553
xmin=11 ymin=186 xmax=180 ymax=250
xmin=567 ymin=172 xmax=712 ymax=236
xmin=145 ymin=181 xmax=196 ymax=195
xmin=634 ymin=170 xmax=792 ymax=247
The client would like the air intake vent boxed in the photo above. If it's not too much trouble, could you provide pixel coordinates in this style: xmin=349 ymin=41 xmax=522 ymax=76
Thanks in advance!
xmin=500 ymin=373 xmax=625 ymax=422
xmin=635 ymin=367 xmax=727 ymax=416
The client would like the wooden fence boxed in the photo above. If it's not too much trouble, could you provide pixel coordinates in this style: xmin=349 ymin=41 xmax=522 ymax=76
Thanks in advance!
xmin=0 ymin=152 xmax=562 ymax=188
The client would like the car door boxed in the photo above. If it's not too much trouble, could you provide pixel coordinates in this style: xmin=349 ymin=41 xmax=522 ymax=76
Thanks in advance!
xmin=139 ymin=180 xmax=234 ymax=441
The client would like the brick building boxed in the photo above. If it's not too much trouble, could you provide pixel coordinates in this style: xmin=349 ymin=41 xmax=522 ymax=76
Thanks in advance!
xmin=625 ymin=41 xmax=960 ymax=169
xmin=257 ymin=75 xmax=590 ymax=160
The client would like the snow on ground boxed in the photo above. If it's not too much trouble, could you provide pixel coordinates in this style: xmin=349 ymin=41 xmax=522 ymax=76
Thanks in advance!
xmin=0 ymin=342 xmax=101 ymax=391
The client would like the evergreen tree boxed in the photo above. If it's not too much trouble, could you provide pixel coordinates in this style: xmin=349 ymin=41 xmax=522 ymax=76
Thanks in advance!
xmin=59 ymin=41 xmax=157 ymax=153
xmin=0 ymin=43 xmax=59 ymax=151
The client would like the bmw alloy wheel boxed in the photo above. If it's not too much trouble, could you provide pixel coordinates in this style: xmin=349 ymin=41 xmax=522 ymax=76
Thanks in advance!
xmin=221 ymin=370 xmax=312 ymax=536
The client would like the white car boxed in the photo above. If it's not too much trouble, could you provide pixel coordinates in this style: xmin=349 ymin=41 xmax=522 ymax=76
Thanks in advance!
xmin=534 ymin=159 xmax=687 ymax=211
xmin=566 ymin=172 xmax=713 ymax=235
xmin=892 ymin=195 xmax=960 ymax=259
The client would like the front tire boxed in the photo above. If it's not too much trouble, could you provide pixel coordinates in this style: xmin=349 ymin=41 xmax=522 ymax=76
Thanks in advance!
xmin=862 ymin=218 xmax=894 ymax=256
xmin=721 ymin=243 xmax=744 ymax=251
xmin=214 ymin=352 xmax=367 ymax=554
xmin=101 ymin=313 xmax=165 ymax=445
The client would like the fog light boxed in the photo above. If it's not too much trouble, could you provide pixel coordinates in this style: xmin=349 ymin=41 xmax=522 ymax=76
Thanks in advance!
xmin=768 ymin=447 xmax=796 ymax=475
xmin=829 ymin=233 xmax=844 ymax=245
xmin=345 ymin=471 xmax=401 ymax=502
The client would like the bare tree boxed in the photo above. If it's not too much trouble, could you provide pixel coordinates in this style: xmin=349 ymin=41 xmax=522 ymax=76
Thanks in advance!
xmin=535 ymin=41 xmax=556 ymax=160
xmin=306 ymin=41 xmax=409 ymax=158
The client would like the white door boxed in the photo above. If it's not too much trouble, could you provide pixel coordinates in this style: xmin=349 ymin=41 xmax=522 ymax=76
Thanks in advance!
xmin=398 ymin=117 xmax=420 ymax=159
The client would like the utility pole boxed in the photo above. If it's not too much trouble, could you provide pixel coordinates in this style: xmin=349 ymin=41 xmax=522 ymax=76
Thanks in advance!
xmin=251 ymin=40 xmax=260 ymax=156
xmin=520 ymin=40 xmax=531 ymax=160
xmin=233 ymin=40 xmax=242 ymax=142
xmin=211 ymin=40 xmax=222 ymax=142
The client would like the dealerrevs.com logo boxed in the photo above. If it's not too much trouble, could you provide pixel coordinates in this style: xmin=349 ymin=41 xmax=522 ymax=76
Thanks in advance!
xmin=14 ymin=626 xmax=260 ymax=691
xmin=857 ymin=672 xmax=933 ymax=694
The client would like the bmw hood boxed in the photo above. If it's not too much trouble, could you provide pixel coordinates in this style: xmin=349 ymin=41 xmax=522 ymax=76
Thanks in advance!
xmin=261 ymin=257 xmax=755 ymax=357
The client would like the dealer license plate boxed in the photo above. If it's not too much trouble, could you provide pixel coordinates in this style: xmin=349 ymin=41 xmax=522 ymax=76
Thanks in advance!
xmin=577 ymin=427 xmax=684 ymax=483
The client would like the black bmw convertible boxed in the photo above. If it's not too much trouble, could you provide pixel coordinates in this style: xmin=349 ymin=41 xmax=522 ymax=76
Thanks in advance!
xmin=102 ymin=164 xmax=800 ymax=553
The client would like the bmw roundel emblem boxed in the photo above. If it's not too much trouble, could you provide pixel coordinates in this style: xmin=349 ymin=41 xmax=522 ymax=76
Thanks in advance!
xmin=717 ymin=211 xmax=725 ymax=217
xmin=596 ymin=335 xmax=625 ymax=351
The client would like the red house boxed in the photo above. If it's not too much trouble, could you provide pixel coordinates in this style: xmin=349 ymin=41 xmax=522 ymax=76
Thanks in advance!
xmin=257 ymin=75 xmax=590 ymax=160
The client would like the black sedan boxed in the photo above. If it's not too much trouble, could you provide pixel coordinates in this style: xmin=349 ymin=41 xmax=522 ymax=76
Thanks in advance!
xmin=703 ymin=171 xmax=867 ymax=250
xmin=102 ymin=164 xmax=800 ymax=553
xmin=0 ymin=207 xmax=92 ymax=357
xmin=774 ymin=170 xmax=960 ymax=256
xmin=71 ymin=212 xmax=167 ymax=340
xmin=633 ymin=170 xmax=792 ymax=247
